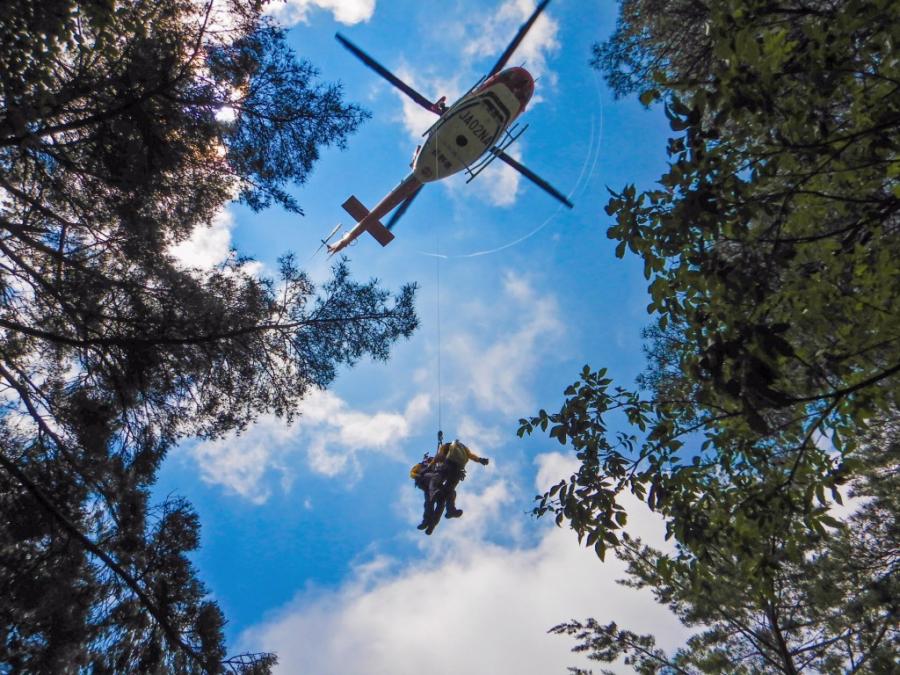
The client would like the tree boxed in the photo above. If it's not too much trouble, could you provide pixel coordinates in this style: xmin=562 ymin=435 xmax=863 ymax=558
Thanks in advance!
xmin=607 ymin=1 xmax=900 ymax=432
xmin=519 ymin=0 xmax=900 ymax=558
xmin=522 ymin=369 xmax=898 ymax=672
xmin=1 ymin=1 xmax=416 ymax=672
xmin=603 ymin=0 xmax=900 ymax=442
xmin=519 ymin=0 xmax=899 ymax=670
xmin=549 ymin=424 xmax=898 ymax=674
xmin=591 ymin=0 xmax=714 ymax=98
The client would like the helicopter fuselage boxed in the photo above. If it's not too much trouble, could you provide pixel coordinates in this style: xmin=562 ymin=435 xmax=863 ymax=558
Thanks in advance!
xmin=413 ymin=67 xmax=533 ymax=182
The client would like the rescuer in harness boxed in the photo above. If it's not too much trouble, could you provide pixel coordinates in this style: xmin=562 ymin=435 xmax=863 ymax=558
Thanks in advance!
xmin=410 ymin=452 xmax=443 ymax=533
xmin=411 ymin=433 xmax=490 ymax=535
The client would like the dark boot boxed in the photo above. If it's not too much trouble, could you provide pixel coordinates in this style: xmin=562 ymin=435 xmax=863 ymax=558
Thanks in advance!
xmin=425 ymin=495 xmax=445 ymax=535
xmin=445 ymin=489 xmax=463 ymax=518
xmin=418 ymin=498 xmax=432 ymax=529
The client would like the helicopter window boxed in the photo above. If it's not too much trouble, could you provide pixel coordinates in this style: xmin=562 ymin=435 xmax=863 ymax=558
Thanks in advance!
xmin=481 ymin=98 xmax=505 ymax=124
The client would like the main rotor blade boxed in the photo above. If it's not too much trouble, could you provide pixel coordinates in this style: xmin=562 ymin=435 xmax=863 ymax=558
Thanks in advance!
xmin=336 ymin=33 xmax=438 ymax=114
xmin=386 ymin=184 xmax=424 ymax=231
xmin=491 ymin=148 xmax=573 ymax=209
xmin=487 ymin=0 xmax=552 ymax=77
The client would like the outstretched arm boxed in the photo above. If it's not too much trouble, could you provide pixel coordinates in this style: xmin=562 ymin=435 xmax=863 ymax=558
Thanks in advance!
xmin=465 ymin=447 xmax=489 ymax=466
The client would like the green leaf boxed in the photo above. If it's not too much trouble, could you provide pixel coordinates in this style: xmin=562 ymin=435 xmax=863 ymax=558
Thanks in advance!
xmin=639 ymin=89 xmax=660 ymax=106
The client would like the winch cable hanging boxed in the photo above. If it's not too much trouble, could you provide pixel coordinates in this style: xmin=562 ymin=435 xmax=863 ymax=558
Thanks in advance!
xmin=436 ymin=236 xmax=442 ymax=435
xmin=434 ymin=126 xmax=444 ymax=443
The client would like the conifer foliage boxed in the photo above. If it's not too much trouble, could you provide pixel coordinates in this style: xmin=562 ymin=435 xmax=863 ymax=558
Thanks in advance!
xmin=0 ymin=1 xmax=416 ymax=671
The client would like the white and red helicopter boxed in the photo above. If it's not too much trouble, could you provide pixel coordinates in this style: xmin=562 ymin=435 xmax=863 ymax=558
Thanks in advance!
xmin=325 ymin=0 xmax=572 ymax=255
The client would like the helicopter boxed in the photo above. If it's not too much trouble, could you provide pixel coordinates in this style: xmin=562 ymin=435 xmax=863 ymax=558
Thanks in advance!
xmin=326 ymin=0 xmax=572 ymax=255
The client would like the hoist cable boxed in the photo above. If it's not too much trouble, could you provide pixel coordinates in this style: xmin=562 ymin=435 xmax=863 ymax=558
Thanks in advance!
xmin=436 ymin=232 xmax=442 ymax=435
xmin=434 ymin=122 xmax=443 ymax=438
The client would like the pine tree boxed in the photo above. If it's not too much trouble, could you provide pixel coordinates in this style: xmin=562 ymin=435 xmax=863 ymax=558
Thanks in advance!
xmin=0 ymin=1 xmax=417 ymax=671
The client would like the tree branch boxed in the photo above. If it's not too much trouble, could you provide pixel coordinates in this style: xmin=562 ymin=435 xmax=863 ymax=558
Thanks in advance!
xmin=0 ymin=311 xmax=402 ymax=348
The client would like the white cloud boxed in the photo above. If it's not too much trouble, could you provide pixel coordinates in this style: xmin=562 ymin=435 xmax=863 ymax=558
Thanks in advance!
xmin=189 ymin=414 xmax=297 ymax=504
xmin=298 ymin=390 xmax=431 ymax=478
xmin=455 ymin=415 xmax=507 ymax=453
xmin=421 ymin=476 xmax=516 ymax=548
xmin=184 ymin=389 xmax=431 ymax=501
xmin=392 ymin=67 xmax=459 ymax=139
xmin=168 ymin=208 xmax=235 ymax=270
xmin=534 ymin=450 xmax=578 ymax=493
xmin=444 ymin=271 xmax=564 ymax=415
xmin=167 ymin=207 xmax=266 ymax=277
xmin=190 ymin=0 xmax=241 ymax=38
xmin=265 ymin=0 xmax=375 ymax=26
xmin=476 ymin=144 xmax=522 ymax=207
xmin=238 ymin=454 xmax=686 ymax=675
xmin=463 ymin=0 xmax=560 ymax=84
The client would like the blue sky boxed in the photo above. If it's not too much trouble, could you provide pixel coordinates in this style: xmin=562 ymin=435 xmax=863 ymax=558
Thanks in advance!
xmin=157 ymin=1 xmax=688 ymax=672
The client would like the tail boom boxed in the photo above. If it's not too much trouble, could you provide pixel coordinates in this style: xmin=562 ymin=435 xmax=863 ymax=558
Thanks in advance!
xmin=328 ymin=175 xmax=423 ymax=254
xmin=342 ymin=196 xmax=394 ymax=246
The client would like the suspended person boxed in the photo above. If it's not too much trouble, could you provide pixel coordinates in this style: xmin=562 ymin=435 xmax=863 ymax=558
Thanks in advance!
xmin=410 ymin=452 xmax=443 ymax=532
xmin=422 ymin=438 xmax=489 ymax=534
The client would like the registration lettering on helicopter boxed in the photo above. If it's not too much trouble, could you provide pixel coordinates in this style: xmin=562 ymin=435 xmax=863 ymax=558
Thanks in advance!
xmin=457 ymin=110 xmax=494 ymax=145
